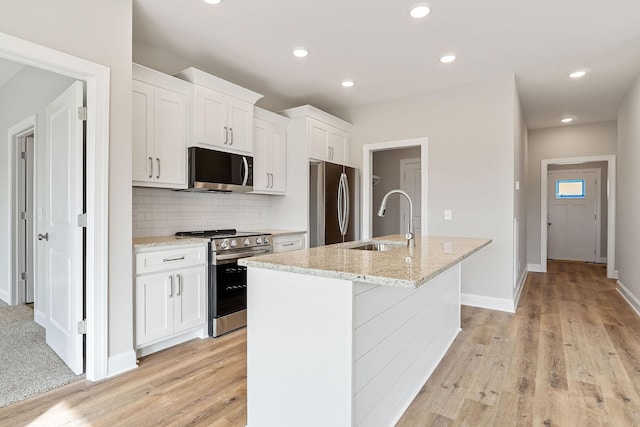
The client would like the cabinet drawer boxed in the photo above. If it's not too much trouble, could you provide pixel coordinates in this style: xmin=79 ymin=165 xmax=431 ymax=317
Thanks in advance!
xmin=272 ymin=234 xmax=305 ymax=253
xmin=136 ymin=245 xmax=207 ymax=275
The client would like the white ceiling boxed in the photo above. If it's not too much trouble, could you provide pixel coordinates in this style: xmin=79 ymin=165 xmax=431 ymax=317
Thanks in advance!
xmin=133 ymin=0 xmax=640 ymax=129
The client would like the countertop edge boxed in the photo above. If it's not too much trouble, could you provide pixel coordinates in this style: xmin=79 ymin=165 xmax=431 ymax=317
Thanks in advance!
xmin=133 ymin=236 xmax=210 ymax=249
xmin=240 ymin=238 xmax=492 ymax=288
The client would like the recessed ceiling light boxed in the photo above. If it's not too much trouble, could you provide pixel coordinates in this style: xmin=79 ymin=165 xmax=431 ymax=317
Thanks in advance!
xmin=292 ymin=48 xmax=308 ymax=58
xmin=409 ymin=3 xmax=431 ymax=18
xmin=569 ymin=70 xmax=587 ymax=78
xmin=561 ymin=117 xmax=573 ymax=123
xmin=440 ymin=55 xmax=456 ymax=63
xmin=341 ymin=80 xmax=354 ymax=88
xmin=203 ymin=0 xmax=221 ymax=4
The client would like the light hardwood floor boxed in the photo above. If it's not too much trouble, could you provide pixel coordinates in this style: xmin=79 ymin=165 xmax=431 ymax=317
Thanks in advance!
xmin=1 ymin=261 xmax=639 ymax=426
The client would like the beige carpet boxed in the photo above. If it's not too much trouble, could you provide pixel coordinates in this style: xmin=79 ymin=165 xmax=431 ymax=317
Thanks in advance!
xmin=0 ymin=299 xmax=83 ymax=407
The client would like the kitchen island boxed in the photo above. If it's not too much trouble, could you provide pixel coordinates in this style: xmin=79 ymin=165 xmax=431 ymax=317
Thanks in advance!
xmin=239 ymin=235 xmax=491 ymax=427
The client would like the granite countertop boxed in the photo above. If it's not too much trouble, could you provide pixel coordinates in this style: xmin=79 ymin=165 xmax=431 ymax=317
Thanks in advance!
xmin=239 ymin=235 xmax=491 ymax=288
xmin=251 ymin=229 xmax=307 ymax=237
xmin=133 ymin=236 xmax=210 ymax=249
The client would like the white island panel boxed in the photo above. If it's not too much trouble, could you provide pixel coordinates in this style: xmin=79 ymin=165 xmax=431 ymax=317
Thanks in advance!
xmin=246 ymin=268 xmax=354 ymax=427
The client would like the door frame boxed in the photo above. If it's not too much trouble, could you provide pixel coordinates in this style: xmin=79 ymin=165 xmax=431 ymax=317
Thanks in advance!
xmin=540 ymin=155 xmax=616 ymax=278
xmin=547 ymin=167 xmax=601 ymax=263
xmin=0 ymin=32 xmax=110 ymax=380
xmin=9 ymin=115 xmax=36 ymax=306
xmin=399 ymin=157 xmax=421 ymax=235
xmin=362 ymin=138 xmax=428 ymax=239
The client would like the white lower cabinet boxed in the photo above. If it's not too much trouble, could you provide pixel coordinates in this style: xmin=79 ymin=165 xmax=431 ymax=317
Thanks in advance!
xmin=272 ymin=232 xmax=306 ymax=253
xmin=134 ymin=243 xmax=208 ymax=356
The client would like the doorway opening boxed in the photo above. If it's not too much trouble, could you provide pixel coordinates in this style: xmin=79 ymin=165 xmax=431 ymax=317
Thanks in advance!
xmin=0 ymin=32 xmax=110 ymax=381
xmin=363 ymin=138 xmax=428 ymax=239
xmin=547 ymin=167 xmax=602 ymax=263
xmin=540 ymin=155 xmax=616 ymax=279
xmin=10 ymin=117 xmax=35 ymax=306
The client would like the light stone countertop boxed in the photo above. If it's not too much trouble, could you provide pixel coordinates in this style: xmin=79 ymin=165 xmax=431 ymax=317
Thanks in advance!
xmin=239 ymin=235 xmax=491 ymax=288
xmin=250 ymin=229 xmax=307 ymax=237
xmin=133 ymin=236 xmax=210 ymax=249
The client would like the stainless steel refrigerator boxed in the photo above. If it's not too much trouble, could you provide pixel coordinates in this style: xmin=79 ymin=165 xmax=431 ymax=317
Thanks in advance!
xmin=309 ymin=161 xmax=358 ymax=247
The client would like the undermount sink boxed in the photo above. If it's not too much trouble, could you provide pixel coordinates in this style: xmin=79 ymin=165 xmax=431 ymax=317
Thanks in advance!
xmin=348 ymin=241 xmax=406 ymax=252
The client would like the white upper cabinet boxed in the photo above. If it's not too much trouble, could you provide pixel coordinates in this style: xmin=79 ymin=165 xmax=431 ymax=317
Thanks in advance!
xmin=252 ymin=107 xmax=289 ymax=195
xmin=281 ymin=105 xmax=352 ymax=165
xmin=176 ymin=67 xmax=263 ymax=156
xmin=132 ymin=64 xmax=190 ymax=189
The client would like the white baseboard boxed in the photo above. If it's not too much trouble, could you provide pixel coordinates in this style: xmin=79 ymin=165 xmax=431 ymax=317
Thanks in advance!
xmin=613 ymin=270 xmax=619 ymax=280
xmin=461 ymin=293 xmax=515 ymax=313
xmin=598 ymin=257 xmax=607 ymax=264
xmin=513 ymin=270 xmax=528 ymax=311
xmin=34 ymin=309 xmax=48 ymax=328
xmin=617 ymin=280 xmax=640 ymax=318
xmin=135 ymin=327 xmax=208 ymax=358
xmin=107 ymin=350 xmax=138 ymax=378
xmin=527 ymin=263 xmax=544 ymax=272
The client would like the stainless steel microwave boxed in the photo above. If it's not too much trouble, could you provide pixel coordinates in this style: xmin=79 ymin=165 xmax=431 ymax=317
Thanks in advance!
xmin=186 ymin=147 xmax=253 ymax=192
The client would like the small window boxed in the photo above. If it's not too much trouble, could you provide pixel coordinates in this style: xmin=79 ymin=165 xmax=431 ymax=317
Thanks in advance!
xmin=556 ymin=179 xmax=585 ymax=199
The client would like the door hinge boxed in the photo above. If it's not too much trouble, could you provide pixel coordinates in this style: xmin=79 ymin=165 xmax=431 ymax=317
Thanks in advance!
xmin=77 ymin=213 xmax=88 ymax=227
xmin=77 ymin=319 xmax=87 ymax=335
xmin=78 ymin=106 xmax=87 ymax=121
xmin=20 ymin=151 xmax=27 ymax=160
xmin=21 ymin=272 xmax=27 ymax=280
xmin=20 ymin=211 xmax=27 ymax=220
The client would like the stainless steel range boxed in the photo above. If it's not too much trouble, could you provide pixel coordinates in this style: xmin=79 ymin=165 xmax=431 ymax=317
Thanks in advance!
xmin=175 ymin=229 xmax=272 ymax=337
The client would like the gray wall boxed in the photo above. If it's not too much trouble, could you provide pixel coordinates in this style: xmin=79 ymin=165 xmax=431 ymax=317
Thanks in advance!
xmin=526 ymin=121 xmax=617 ymax=266
xmin=0 ymin=66 xmax=75 ymax=306
xmin=514 ymin=89 xmax=528 ymax=299
xmin=0 ymin=0 xmax=134 ymax=367
xmin=548 ymin=161 xmax=608 ymax=258
xmin=338 ymin=75 xmax=519 ymax=303
xmin=617 ymin=74 xmax=640 ymax=304
xmin=372 ymin=147 xmax=421 ymax=237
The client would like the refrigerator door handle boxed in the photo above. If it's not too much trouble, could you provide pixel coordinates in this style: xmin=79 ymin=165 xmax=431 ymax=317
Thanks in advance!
xmin=342 ymin=173 xmax=350 ymax=235
xmin=337 ymin=174 xmax=344 ymax=235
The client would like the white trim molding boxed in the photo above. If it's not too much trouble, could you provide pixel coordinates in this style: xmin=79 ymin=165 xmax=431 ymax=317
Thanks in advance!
xmin=0 ymin=31 xmax=110 ymax=381
xmin=513 ymin=270 xmax=528 ymax=311
xmin=617 ymin=280 xmax=640 ymax=318
xmin=527 ymin=263 xmax=545 ymax=272
xmin=540 ymin=155 xmax=616 ymax=279
xmin=461 ymin=293 xmax=515 ymax=313
xmin=107 ymin=350 xmax=138 ymax=378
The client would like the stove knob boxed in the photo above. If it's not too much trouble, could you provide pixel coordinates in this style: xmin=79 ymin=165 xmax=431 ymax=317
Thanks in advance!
xmin=264 ymin=236 xmax=270 ymax=244
xmin=220 ymin=240 xmax=228 ymax=249
xmin=243 ymin=238 xmax=250 ymax=247
xmin=230 ymin=239 xmax=237 ymax=248
xmin=256 ymin=237 xmax=263 ymax=245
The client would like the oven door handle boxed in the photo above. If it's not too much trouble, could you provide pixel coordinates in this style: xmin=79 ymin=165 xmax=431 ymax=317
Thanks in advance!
xmin=215 ymin=248 xmax=272 ymax=262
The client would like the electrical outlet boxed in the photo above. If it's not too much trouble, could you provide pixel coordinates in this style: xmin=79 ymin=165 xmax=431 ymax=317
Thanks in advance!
xmin=444 ymin=210 xmax=452 ymax=221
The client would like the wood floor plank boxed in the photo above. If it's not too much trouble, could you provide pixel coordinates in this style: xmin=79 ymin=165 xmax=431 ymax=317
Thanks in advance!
xmin=2 ymin=261 xmax=639 ymax=426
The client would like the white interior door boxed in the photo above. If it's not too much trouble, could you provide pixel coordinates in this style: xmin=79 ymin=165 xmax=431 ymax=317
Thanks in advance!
xmin=547 ymin=170 xmax=598 ymax=262
xmin=401 ymin=159 xmax=422 ymax=236
xmin=41 ymin=81 xmax=84 ymax=374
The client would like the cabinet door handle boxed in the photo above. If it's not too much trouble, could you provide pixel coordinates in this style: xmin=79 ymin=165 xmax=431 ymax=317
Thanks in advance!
xmin=283 ymin=242 xmax=295 ymax=247
xmin=168 ymin=275 xmax=173 ymax=297
xmin=229 ymin=128 xmax=233 ymax=145
xmin=163 ymin=256 xmax=185 ymax=262
xmin=176 ymin=274 xmax=181 ymax=296
xmin=266 ymin=173 xmax=270 ymax=188
xmin=148 ymin=156 xmax=153 ymax=178
xmin=224 ymin=126 xmax=228 ymax=144
xmin=156 ymin=158 xmax=160 ymax=179
xmin=270 ymin=173 xmax=273 ymax=188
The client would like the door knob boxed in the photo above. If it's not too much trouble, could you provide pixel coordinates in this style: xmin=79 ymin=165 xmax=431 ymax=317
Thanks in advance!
xmin=38 ymin=233 xmax=49 ymax=241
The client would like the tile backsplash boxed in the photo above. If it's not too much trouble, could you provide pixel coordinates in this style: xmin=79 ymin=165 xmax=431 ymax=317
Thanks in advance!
xmin=133 ymin=187 xmax=271 ymax=238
